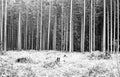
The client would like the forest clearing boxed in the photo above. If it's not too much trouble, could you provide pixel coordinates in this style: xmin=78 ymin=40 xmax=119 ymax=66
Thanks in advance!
xmin=0 ymin=50 xmax=120 ymax=77
xmin=0 ymin=0 xmax=120 ymax=77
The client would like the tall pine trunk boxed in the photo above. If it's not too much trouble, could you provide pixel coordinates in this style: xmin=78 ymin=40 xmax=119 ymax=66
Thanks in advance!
xmin=110 ymin=0 xmax=113 ymax=53
xmin=117 ymin=0 xmax=119 ymax=53
xmin=47 ymin=1 xmax=52 ymax=50
xmin=93 ymin=0 xmax=95 ymax=51
xmin=18 ymin=7 xmax=21 ymax=50
xmin=61 ymin=3 xmax=64 ymax=51
xmin=107 ymin=5 xmax=110 ymax=53
xmin=90 ymin=0 xmax=93 ymax=53
xmin=113 ymin=0 xmax=116 ymax=53
xmin=103 ymin=0 xmax=106 ymax=52
xmin=81 ymin=0 xmax=86 ymax=52
xmin=4 ymin=0 xmax=7 ymax=51
xmin=25 ymin=9 xmax=28 ymax=50
xmin=0 ymin=0 xmax=3 ymax=51
xmin=53 ymin=12 xmax=57 ymax=50
xmin=40 ymin=0 xmax=43 ymax=50
xmin=36 ymin=1 xmax=39 ymax=50
xmin=69 ymin=0 xmax=73 ymax=52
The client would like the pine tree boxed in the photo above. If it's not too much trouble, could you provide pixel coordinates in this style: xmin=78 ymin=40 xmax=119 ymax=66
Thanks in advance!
xmin=69 ymin=0 xmax=73 ymax=52
xmin=81 ymin=0 xmax=86 ymax=52
xmin=117 ymin=0 xmax=119 ymax=53
xmin=0 ymin=0 xmax=3 ymax=51
xmin=90 ymin=0 xmax=93 ymax=53
xmin=40 ymin=0 xmax=43 ymax=50
xmin=36 ymin=0 xmax=39 ymax=50
xmin=47 ymin=1 xmax=52 ymax=50
xmin=53 ymin=9 xmax=57 ymax=50
xmin=107 ymin=5 xmax=110 ymax=53
xmin=18 ymin=4 xmax=22 ymax=50
xmin=110 ymin=0 xmax=113 ymax=53
xmin=103 ymin=0 xmax=106 ymax=52
xmin=61 ymin=3 xmax=63 ymax=51
xmin=25 ymin=7 xmax=28 ymax=50
xmin=93 ymin=0 xmax=95 ymax=51
xmin=4 ymin=0 xmax=8 ymax=51
xmin=113 ymin=0 xmax=116 ymax=53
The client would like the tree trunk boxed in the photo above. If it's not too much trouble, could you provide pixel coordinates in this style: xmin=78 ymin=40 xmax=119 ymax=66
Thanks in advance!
xmin=107 ymin=5 xmax=110 ymax=53
xmin=53 ymin=13 xmax=57 ymax=50
xmin=18 ymin=7 xmax=22 ymax=50
xmin=93 ymin=0 xmax=95 ymax=51
xmin=66 ymin=13 xmax=68 ymax=51
xmin=113 ymin=0 xmax=116 ymax=53
xmin=0 ymin=0 xmax=3 ymax=51
xmin=25 ymin=8 xmax=28 ymax=50
xmin=4 ymin=0 xmax=8 ymax=51
xmin=40 ymin=0 xmax=43 ymax=50
xmin=81 ymin=0 xmax=86 ymax=52
xmin=36 ymin=1 xmax=39 ymax=50
xmin=69 ymin=0 xmax=73 ymax=52
xmin=61 ymin=3 xmax=64 ymax=51
xmin=90 ymin=0 xmax=93 ymax=53
xmin=110 ymin=0 xmax=113 ymax=53
xmin=103 ymin=0 xmax=106 ymax=52
xmin=47 ymin=1 xmax=52 ymax=50
xmin=117 ymin=0 xmax=119 ymax=53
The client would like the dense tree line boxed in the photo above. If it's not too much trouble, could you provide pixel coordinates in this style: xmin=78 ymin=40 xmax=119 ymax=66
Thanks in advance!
xmin=0 ymin=0 xmax=119 ymax=53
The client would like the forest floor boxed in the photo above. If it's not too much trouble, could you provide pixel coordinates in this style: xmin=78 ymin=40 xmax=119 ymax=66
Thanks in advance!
xmin=0 ymin=50 xmax=120 ymax=77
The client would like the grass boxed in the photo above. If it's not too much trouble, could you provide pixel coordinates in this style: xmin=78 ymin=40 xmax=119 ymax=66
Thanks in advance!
xmin=0 ymin=50 xmax=120 ymax=77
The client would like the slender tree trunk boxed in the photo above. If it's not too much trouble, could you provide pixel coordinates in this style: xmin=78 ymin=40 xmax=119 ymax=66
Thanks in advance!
xmin=11 ymin=10 xmax=13 ymax=50
xmin=107 ymin=6 xmax=110 ymax=53
xmin=25 ymin=8 xmax=28 ymax=50
xmin=110 ymin=0 xmax=113 ymax=53
xmin=18 ymin=7 xmax=21 ymax=50
xmin=103 ymin=0 xmax=106 ymax=52
xmin=31 ymin=26 xmax=34 ymax=49
xmin=53 ymin=13 xmax=57 ymax=50
xmin=4 ymin=0 xmax=8 ymax=51
xmin=47 ymin=1 xmax=52 ymax=50
xmin=43 ymin=30 xmax=45 ymax=50
xmin=40 ymin=0 xmax=43 ymax=50
xmin=90 ymin=0 xmax=93 ymax=53
xmin=93 ymin=0 xmax=95 ymax=51
xmin=66 ymin=11 xmax=68 ymax=51
xmin=117 ymin=0 xmax=119 ymax=53
xmin=36 ymin=1 xmax=39 ymax=50
xmin=81 ymin=0 xmax=86 ymax=52
xmin=10 ymin=10 xmax=13 ymax=50
xmin=69 ymin=0 xmax=73 ymax=52
xmin=113 ymin=0 xmax=116 ymax=53
xmin=61 ymin=3 xmax=64 ymax=51
xmin=0 ymin=0 xmax=3 ymax=51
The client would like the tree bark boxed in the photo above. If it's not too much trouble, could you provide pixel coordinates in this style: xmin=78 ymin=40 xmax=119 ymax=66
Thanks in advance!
xmin=103 ymin=0 xmax=106 ymax=52
xmin=110 ymin=0 xmax=113 ymax=53
xmin=0 ymin=0 xmax=3 ymax=51
xmin=107 ymin=5 xmax=110 ymax=53
xmin=113 ymin=0 xmax=116 ymax=53
xmin=4 ymin=0 xmax=8 ymax=51
xmin=40 ymin=0 xmax=43 ymax=50
xmin=81 ymin=0 xmax=86 ymax=52
xmin=18 ymin=7 xmax=22 ymax=50
xmin=117 ymin=0 xmax=119 ymax=53
xmin=53 ymin=12 xmax=57 ymax=50
xmin=90 ymin=0 xmax=93 ymax=53
xmin=69 ymin=0 xmax=73 ymax=52
xmin=36 ymin=1 xmax=39 ymax=50
xmin=93 ymin=0 xmax=95 ymax=51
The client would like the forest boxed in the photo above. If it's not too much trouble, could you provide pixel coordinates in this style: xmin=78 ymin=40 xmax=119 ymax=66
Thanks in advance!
xmin=0 ymin=0 xmax=119 ymax=53
xmin=0 ymin=0 xmax=120 ymax=77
